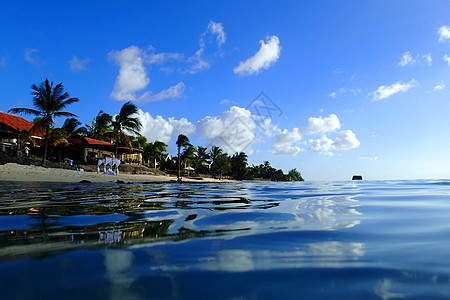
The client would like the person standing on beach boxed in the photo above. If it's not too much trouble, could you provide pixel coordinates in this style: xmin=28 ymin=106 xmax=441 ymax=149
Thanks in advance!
xmin=23 ymin=146 xmax=30 ymax=156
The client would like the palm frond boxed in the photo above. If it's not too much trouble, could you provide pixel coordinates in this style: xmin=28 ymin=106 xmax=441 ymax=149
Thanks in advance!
xmin=8 ymin=107 xmax=40 ymax=116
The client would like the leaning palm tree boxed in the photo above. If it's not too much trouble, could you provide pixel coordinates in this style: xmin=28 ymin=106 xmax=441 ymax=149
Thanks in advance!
xmin=110 ymin=101 xmax=142 ymax=158
xmin=176 ymin=134 xmax=190 ymax=178
xmin=9 ymin=78 xmax=79 ymax=166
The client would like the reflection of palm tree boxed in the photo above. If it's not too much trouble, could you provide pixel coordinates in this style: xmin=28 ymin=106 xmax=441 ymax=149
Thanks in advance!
xmin=110 ymin=101 xmax=142 ymax=158
xmin=9 ymin=78 xmax=79 ymax=166
xmin=176 ymin=134 xmax=190 ymax=178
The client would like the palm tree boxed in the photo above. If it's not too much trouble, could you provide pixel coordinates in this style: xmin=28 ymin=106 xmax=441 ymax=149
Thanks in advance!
xmin=176 ymin=134 xmax=190 ymax=178
xmin=209 ymin=145 xmax=223 ymax=161
xmin=110 ymin=101 xmax=142 ymax=158
xmin=86 ymin=110 xmax=112 ymax=141
xmin=62 ymin=118 xmax=87 ymax=138
xmin=9 ymin=78 xmax=79 ymax=166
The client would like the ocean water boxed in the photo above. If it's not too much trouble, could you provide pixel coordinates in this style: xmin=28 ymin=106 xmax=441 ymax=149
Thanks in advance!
xmin=0 ymin=180 xmax=448 ymax=299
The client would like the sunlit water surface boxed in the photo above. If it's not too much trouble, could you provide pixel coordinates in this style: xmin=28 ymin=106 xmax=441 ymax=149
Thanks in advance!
xmin=0 ymin=180 xmax=449 ymax=299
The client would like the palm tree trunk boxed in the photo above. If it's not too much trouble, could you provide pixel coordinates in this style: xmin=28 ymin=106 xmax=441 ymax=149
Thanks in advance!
xmin=41 ymin=124 xmax=50 ymax=167
xmin=177 ymin=146 xmax=181 ymax=178
xmin=115 ymin=143 xmax=119 ymax=159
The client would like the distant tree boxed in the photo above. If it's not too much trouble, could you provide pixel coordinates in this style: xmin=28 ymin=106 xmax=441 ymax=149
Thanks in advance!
xmin=62 ymin=118 xmax=87 ymax=138
xmin=176 ymin=134 xmax=190 ymax=178
xmin=86 ymin=110 xmax=112 ymax=141
xmin=230 ymin=152 xmax=248 ymax=180
xmin=9 ymin=78 xmax=79 ymax=166
xmin=209 ymin=145 xmax=223 ymax=161
xmin=110 ymin=101 xmax=142 ymax=158
xmin=288 ymin=168 xmax=304 ymax=181
xmin=212 ymin=153 xmax=231 ymax=179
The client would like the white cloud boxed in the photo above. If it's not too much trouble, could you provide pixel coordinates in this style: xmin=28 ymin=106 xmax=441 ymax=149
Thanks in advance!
xmin=206 ymin=21 xmax=226 ymax=47
xmin=183 ymin=20 xmax=226 ymax=74
xmin=137 ymin=110 xmax=195 ymax=144
xmin=433 ymin=81 xmax=445 ymax=91
xmin=196 ymin=106 xmax=259 ymax=154
xmin=444 ymin=54 xmax=450 ymax=65
xmin=139 ymin=82 xmax=185 ymax=103
xmin=271 ymin=128 xmax=303 ymax=156
xmin=438 ymin=25 xmax=450 ymax=42
xmin=309 ymin=130 xmax=360 ymax=154
xmin=329 ymin=87 xmax=362 ymax=98
xmin=109 ymin=46 xmax=150 ymax=101
xmin=147 ymin=52 xmax=184 ymax=64
xmin=305 ymin=114 xmax=340 ymax=135
xmin=233 ymin=35 xmax=281 ymax=76
xmin=398 ymin=52 xmax=432 ymax=67
xmin=309 ymin=136 xmax=334 ymax=154
xmin=358 ymin=156 xmax=379 ymax=161
xmin=424 ymin=54 xmax=432 ymax=66
xmin=333 ymin=130 xmax=360 ymax=150
xmin=398 ymin=52 xmax=415 ymax=66
xmin=24 ymin=48 xmax=41 ymax=66
xmin=371 ymin=79 xmax=416 ymax=101
xmin=69 ymin=55 xmax=90 ymax=72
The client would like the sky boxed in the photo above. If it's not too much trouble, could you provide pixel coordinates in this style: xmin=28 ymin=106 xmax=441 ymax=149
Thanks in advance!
xmin=0 ymin=1 xmax=449 ymax=181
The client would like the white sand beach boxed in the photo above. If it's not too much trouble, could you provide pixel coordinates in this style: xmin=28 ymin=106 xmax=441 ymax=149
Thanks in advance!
xmin=0 ymin=163 xmax=234 ymax=183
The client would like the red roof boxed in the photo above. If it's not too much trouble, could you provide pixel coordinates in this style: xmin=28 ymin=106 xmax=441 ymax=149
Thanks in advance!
xmin=68 ymin=136 xmax=114 ymax=146
xmin=0 ymin=112 xmax=34 ymax=132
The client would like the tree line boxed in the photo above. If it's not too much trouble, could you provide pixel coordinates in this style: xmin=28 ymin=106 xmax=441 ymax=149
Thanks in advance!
xmin=8 ymin=78 xmax=304 ymax=181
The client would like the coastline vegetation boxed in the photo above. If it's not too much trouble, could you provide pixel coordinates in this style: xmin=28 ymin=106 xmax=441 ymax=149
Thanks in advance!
xmin=7 ymin=78 xmax=304 ymax=181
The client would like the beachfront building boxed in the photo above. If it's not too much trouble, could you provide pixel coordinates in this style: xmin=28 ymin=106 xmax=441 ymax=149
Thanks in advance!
xmin=0 ymin=112 xmax=43 ymax=154
xmin=64 ymin=137 xmax=143 ymax=164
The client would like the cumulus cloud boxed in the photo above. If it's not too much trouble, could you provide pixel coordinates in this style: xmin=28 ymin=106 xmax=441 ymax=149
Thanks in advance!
xmin=333 ymin=130 xmax=360 ymax=150
xmin=309 ymin=130 xmax=360 ymax=154
xmin=69 ymin=55 xmax=90 ymax=72
xmin=109 ymin=46 xmax=150 ymax=101
xmin=196 ymin=106 xmax=259 ymax=154
xmin=137 ymin=110 xmax=195 ymax=144
xmin=271 ymin=128 xmax=303 ymax=156
xmin=309 ymin=136 xmax=334 ymax=154
xmin=433 ymin=81 xmax=445 ymax=91
xmin=438 ymin=25 xmax=450 ymax=42
xmin=371 ymin=80 xmax=416 ymax=101
xmin=305 ymin=114 xmax=340 ymax=135
xmin=233 ymin=35 xmax=281 ymax=76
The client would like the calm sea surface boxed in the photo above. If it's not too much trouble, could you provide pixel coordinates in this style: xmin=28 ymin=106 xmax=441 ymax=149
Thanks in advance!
xmin=0 ymin=180 xmax=448 ymax=299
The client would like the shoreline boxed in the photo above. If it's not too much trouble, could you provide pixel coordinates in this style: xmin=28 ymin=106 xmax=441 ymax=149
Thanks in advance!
xmin=0 ymin=163 xmax=238 ymax=184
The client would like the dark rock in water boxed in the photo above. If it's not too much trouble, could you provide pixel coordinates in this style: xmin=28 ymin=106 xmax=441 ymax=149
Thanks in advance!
xmin=79 ymin=180 xmax=92 ymax=184
xmin=352 ymin=175 xmax=363 ymax=180
xmin=116 ymin=180 xmax=125 ymax=184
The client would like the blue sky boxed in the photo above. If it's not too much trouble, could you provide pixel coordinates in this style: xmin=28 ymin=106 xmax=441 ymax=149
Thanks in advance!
xmin=1 ymin=1 xmax=449 ymax=180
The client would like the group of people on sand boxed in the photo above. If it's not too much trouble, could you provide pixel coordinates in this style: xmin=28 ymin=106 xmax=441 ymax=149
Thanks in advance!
xmin=10 ymin=142 xmax=30 ymax=157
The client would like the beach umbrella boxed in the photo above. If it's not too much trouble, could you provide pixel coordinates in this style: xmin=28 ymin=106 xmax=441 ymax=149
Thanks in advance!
xmin=184 ymin=166 xmax=195 ymax=176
